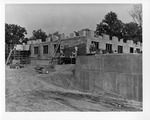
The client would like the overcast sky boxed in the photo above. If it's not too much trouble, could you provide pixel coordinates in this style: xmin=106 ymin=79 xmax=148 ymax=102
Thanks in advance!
xmin=5 ymin=4 xmax=135 ymax=38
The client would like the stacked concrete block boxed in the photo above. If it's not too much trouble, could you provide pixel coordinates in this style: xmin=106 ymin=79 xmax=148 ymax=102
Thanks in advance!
xmin=66 ymin=36 xmax=69 ymax=39
xmin=120 ymin=39 xmax=123 ymax=43
xmin=70 ymin=33 xmax=75 ymax=38
xmin=79 ymin=30 xmax=86 ymax=37
xmin=127 ymin=40 xmax=130 ymax=44
xmin=99 ymin=42 xmax=106 ymax=50
xmin=36 ymin=39 xmax=42 ymax=43
xmin=78 ymin=31 xmax=82 ymax=37
xmin=112 ymin=36 xmax=119 ymax=42
xmin=16 ymin=44 xmax=23 ymax=50
xmin=30 ymin=45 xmax=34 ymax=57
xmin=137 ymin=41 xmax=141 ymax=46
xmin=46 ymin=37 xmax=51 ymax=42
xmin=23 ymin=45 xmax=30 ymax=51
xmin=127 ymin=40 xmax=133 ymax=47
xmin=86 ymin=39 xmax=91 ymax=54
xmin=39 ymin=44 xmax=43 ymax=58
xmin=102 ymin=34 xmax=110 ymax=40
xmin=112 ymin=44 xmax=118 ymax=52
xmin=31 ymin=40 xmax=36 ymax=44
xmin=98 ymin=36 xmax=102 ymax=39
xmin=82 ymin=30 xmax=86 ymax=36
xmin=128 ymin=40 xmax=134 ymax=46
xmin=52 ymin=35 xmax=59 ymax=41
xmin=130 ymin=40 xmax=133 ymax=44
xmin=60 ymin=33 xmax=65 ymax=40
xmin=123 ymin=45 xmax=130 ymax=53
xmin=34 ymin=40 xmax=38 ymax=44
xmin=88 ymin=30 xmax=94 ymax=38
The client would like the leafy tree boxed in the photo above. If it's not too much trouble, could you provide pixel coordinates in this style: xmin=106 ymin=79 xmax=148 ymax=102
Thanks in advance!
xmin=129 ymin=4 xmax=142 ymax=27
xmin=122 ymin=22 xmax=142 ymax=43
xmin=47 ymin=31 xmax=61 ymax=41
xmin=5 ymin=23 xmax=27 ymax=44
xmin=128 ymin=4 xmax=142 ymax=43
xmin=53 ymin=31 xmax=61 ymax=39
xmin=95 ymin=11 xmax=142 ymax=43
xmin=95 ymin=11 xmax=124 ymax=39
xmin=22 ymin=37 xmax=29 ymax=44
xmin=32 ymin=29 xmax=47 ymax=41
xmin=48 ymin=33 xmax=52 ymax=37
xmin=74 ymin=31 xmax=79 ymax=36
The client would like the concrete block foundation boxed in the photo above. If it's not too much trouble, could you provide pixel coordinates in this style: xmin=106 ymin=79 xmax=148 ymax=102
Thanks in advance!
xmin=75 ymin=54 xmax=142 ymax=102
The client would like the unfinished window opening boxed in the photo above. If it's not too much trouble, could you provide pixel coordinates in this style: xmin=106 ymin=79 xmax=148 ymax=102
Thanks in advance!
xmin=92 ymin=41 xmax=99 ymax=50
xmin=54 ymin=44 xmax=60 ymax=53
xmin=43 ymin=45 xmax=48 ymax=54
xmin=130 ymin=47 xmax=134 ymax=53
xmin=118 ymin=45 xmax=123 ymax=53
xmin=106 ymin=44 xmax=112 ymax=53
xmin=54 ymin=44 xmax=57 ymax=50
xmin=34 ymin=46 xmax=38 ymax=54
xmin=136 ymin=48 xmax=140 ymax=53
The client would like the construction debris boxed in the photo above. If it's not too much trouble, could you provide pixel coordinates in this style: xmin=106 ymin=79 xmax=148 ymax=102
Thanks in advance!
xmin=34 ymin=65 xmax=55 ymax=74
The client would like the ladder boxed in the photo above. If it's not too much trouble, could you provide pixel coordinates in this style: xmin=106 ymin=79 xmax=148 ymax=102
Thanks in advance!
xmin=50 ymin=40 xmax=61 ymax=64
xmin=6 ymin=48 xmax=14 ymax=66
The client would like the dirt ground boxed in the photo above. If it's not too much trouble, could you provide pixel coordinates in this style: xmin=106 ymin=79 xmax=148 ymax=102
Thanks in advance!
xmin=5 ymin=64 xmax=142 ymax=112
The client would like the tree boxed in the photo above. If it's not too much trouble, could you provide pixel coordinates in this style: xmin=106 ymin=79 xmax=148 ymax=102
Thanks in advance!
xmin=47 ymin=31 xmax=61 ymax=41
xmin=74 ymin=31 xmax=79 ymax=36
xmin=122 ymin=22 xmax=142 ymax=43
xmin=129 ymin=4 xmax=142 ymax=27
xmin=95 ymin=11 xmax=124 ymax=39
xmin=5 ymin=23 xmax=27 ymax=44
xmin=53 ymin=31 xmax=61 ymax=39
xmin=22 ymin=37 xmax=29 ymax=44
xmin=32 ymin=29 xmax=47 ymax=41
xmin=128 ymin=4 xmax=142 ymax=43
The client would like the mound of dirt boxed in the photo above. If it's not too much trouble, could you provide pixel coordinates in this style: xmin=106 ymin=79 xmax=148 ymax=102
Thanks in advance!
xmin=55 ymin=64 xmax=75 ymax=72
xmin=36 ymin=71 xmax=75 ymax=90
xmin=6 ymin=65 xmax=142 ymax=112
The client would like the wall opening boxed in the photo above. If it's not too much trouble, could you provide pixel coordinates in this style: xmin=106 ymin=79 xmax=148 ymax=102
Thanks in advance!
xmin=118 ymin=45 xmax=123 ymax=53
xmin=106 ymin=44 xmax=112 ymax=53
xmin=136 ymin=48 xmax=140 ymax=53
xmin=34 ymin=46 xmax=38 ymax=54
xmin=54 ymin=44 xmax=60 ymax=53
xmin=130 ymin=47 xmax=134 ymax=53
xmin=43 ymin=45 xmax=48 ymax=54
xmin=92 ymin=41 xmax=99 ymax=50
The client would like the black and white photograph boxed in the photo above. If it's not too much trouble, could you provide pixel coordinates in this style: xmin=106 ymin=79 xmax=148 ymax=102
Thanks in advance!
xmin=1 ymin=0 xmax=150 ymax=120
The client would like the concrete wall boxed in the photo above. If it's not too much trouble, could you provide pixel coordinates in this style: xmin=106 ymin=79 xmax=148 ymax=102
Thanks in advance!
xmin=75 ymin=54 xmax=142 ymax=102
xmin=30 ymin=42 xmax=53 ymax=59
xmin=30 ymin=58 xmax=50 ymax=66
xmin=89 ymin=35 xmax=142 ymax=53
xmin=30 ymin=36 xmax=87 ymax=59
xmin=30 ymin=33 xmax=142 ymax=60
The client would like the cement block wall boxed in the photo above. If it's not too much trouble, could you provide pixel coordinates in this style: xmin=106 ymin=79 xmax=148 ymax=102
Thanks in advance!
xmin=30 ymin=37 xmax=87 ymax=59
xmin=30 ymin=58 xmax=50 ymax=66
xmin=30 ymin=42 xmax=52 ymax=59
xmin=90 ymin=36 xmax=142 ymax=53
xmin=75 ymin=54 xmax=142 ymax=102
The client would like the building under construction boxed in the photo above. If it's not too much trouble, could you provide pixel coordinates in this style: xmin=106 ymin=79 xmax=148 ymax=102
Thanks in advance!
xmin=28 ymin=29 xmax=142 ymax=65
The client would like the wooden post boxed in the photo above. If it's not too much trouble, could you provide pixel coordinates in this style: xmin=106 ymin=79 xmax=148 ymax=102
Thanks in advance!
xmin=6 ymin=49 xmax=14 ymax=66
